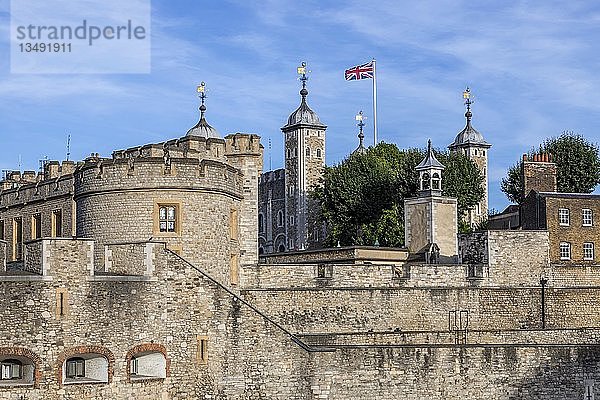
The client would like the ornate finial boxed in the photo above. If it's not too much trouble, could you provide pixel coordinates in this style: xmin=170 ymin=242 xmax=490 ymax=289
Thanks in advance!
xmin=463 ymin=86 xmax=473 ymax=121
xmin=197 ymin=82 xmax=207 ymax=118
xmin=352 ymin=111 xmax=367 ymax=155
xmin=427 ymin=138 xmax=432 ymax=154
xmin=297 ymin=61 xmax=309 ymax=98
xmin=356 ymin=111 xmax=366 ymax=145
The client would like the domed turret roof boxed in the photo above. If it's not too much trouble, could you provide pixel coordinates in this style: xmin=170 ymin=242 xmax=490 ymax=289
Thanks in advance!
xmin=449 ymin=110 xmax=490 ymax=149
xmin=187 ymin=83 xmax=221 ymax=139
xmin=186 ymin=112 xmax=221 ymax=139
xmin=283 ymin=88 xmax=325 ymax=129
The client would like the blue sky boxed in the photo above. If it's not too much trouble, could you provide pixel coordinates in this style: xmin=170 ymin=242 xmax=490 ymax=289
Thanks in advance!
xmin=1 ymin=1 xmax=600 ymax=211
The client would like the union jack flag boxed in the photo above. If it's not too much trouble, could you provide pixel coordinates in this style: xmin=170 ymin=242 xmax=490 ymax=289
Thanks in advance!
xmin=345 ymin=61 xmax=374 ymax=80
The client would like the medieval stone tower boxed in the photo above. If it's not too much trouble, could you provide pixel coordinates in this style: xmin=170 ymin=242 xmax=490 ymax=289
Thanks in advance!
xmin=448 ymin=88 xmax=491 ymax=226
xmin=280 ymin=63 xmax=326 ymax=250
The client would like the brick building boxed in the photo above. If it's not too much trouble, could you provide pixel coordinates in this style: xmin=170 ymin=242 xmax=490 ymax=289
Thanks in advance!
xmin=489 ymin=152 xmax=600 ymax=265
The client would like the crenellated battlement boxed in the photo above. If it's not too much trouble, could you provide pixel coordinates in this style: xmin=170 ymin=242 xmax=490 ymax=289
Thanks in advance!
xmin=112 ymin=135 xmax=228 ymax=163
xmin=0 ymin=174 xmax=73 ymax=209
xmin=224 ymin=133 xmax=262 ymax=156
xmin=74 ymin=153 xmax=244 ymax=201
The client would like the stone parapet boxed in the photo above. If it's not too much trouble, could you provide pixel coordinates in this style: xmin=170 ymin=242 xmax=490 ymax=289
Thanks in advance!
xmin=259 ymin=246 xmax=409 ymax=265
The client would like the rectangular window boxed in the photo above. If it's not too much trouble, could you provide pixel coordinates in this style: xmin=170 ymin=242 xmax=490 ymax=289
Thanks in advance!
xmin=197 ymin=336 xmax=208 ymax=364
xmin=229 ymin=208 xmax=239 ymax=240
xmin=584 ymin=242 xmax=595 ymax=261
xmin=13 ymin=217 xmax=23 ymax=261
xmin=583 ymin=209 xmax=593 ymax=226
xmin=32 ymin=214 xmax=42 ymax=239
xmin=130 ymin=358 xmax=138 ymax=375
xmin=56 ymin=288 xmax=68 ymax=317
xmin=558 ymin=208 xmax=570 ymax=226
xmin=289 ymin=215 xmax=295 ymax=226
xmin=159 ymin=205 xmax=177 ymax=233
xmin=52 ymin=210 xmax=62 ymax=237
xmin=559 ymin=242 xmax=571 ymax=260
xmin=0 ymin=220 xmax=4 ymax=241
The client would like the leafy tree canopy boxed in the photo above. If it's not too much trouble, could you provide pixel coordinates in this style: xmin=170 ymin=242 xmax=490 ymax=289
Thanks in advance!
xmin=312 ymin=142 xmax=484 ymax=247
xmin=501 ymin=132 xmax=600 ymax=204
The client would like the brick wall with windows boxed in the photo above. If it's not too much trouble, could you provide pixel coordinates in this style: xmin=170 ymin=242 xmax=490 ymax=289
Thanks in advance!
xmin=545 ymin=195 xmax=600 ymax=264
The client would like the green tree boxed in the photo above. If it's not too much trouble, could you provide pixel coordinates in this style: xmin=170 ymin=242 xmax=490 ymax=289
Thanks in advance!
xmin=501 ymin=132 xmax=600 ymax=203
xmin=312 ymin=142 xmax=484 ymax=247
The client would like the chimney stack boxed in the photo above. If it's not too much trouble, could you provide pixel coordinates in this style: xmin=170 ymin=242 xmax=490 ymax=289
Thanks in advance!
xmin=522 ymin=151 xmax=557 ymax=196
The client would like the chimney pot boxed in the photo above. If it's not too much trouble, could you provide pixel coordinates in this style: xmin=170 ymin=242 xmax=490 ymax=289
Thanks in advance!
xmin=523 ymin=154 xmax=528 ymax=162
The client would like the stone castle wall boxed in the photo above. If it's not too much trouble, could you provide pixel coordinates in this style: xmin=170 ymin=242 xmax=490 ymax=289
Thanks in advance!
xmin=0 ymin=171 xmax=75 ymax=263
xmin=5 ymin=239 xmax=600 ymax=399
xmin=258 ymin=169 xmax=286 ymax=254
xmin=0 ymin=239 xmax=311 ymax=399
xmin=242 ymin=285 xmax=600 ymax=334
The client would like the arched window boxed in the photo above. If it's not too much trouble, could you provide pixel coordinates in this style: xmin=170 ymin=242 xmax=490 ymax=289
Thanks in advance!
xmin=277 ymin=211 xmax=284 ymax=227
xmin=258 ymin=213 xmax=264 ymax=233
xmin=63 ymin=354 xmax=109 ymax=384
xmin=129 ymin=352 xmax=166 ymax=381
xmin=421 ymin=173 xmax=430 ymax=190
xmin=316 ymin=148 xmax=322 ymax=158
xmin=306 ymin=147 xmax=311 ymax=157
xmin=278 ymin=244 xmax=285 ymax=252
xmin=432 ymin=173 xmax=441 ymax=190
xmin=0 ymin=349 xmax=39 ymax=386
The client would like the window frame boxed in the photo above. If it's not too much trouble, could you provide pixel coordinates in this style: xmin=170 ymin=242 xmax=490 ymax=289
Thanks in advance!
xmin=0 ymin=359 xmax=22 ymax=380
xmin=258 ymin=213 xmax=264 ymax=233
xmin=31 ymin=214 xmax=42 ymax=240
xmin=51 ymin=209 xmax=62 ymax=237
xmin=582 ymin=209 xmax=593 ymax=227
xmin=65 ymin=357 xmax=85 ymax=379
xmin=584 ymin=242 xmax=595 ymax=261
xmin=12 ymin=217 xmax=23 ymax=261
xmin=153 ymin=201 xmax=182 ymax=236
xmin=559 ymin=242 xmax=571 ymax=260
xmin=558 ymin=208 xmax=570 ymax=226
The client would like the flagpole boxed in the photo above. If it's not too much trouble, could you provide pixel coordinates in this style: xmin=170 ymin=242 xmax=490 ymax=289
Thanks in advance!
xmin=372 ymin=58 xmax=378 ymax=146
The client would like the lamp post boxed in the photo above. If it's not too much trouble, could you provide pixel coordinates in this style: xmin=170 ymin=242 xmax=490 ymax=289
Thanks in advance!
xmin=540 ymin=274 xmax=548 ymax=329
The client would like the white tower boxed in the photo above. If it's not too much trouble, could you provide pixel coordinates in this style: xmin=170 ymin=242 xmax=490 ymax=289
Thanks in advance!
xmin=281 ymin=62 xmax=326 ymax=251
xmin=448 ymin=87 xmax=491 ymax=226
